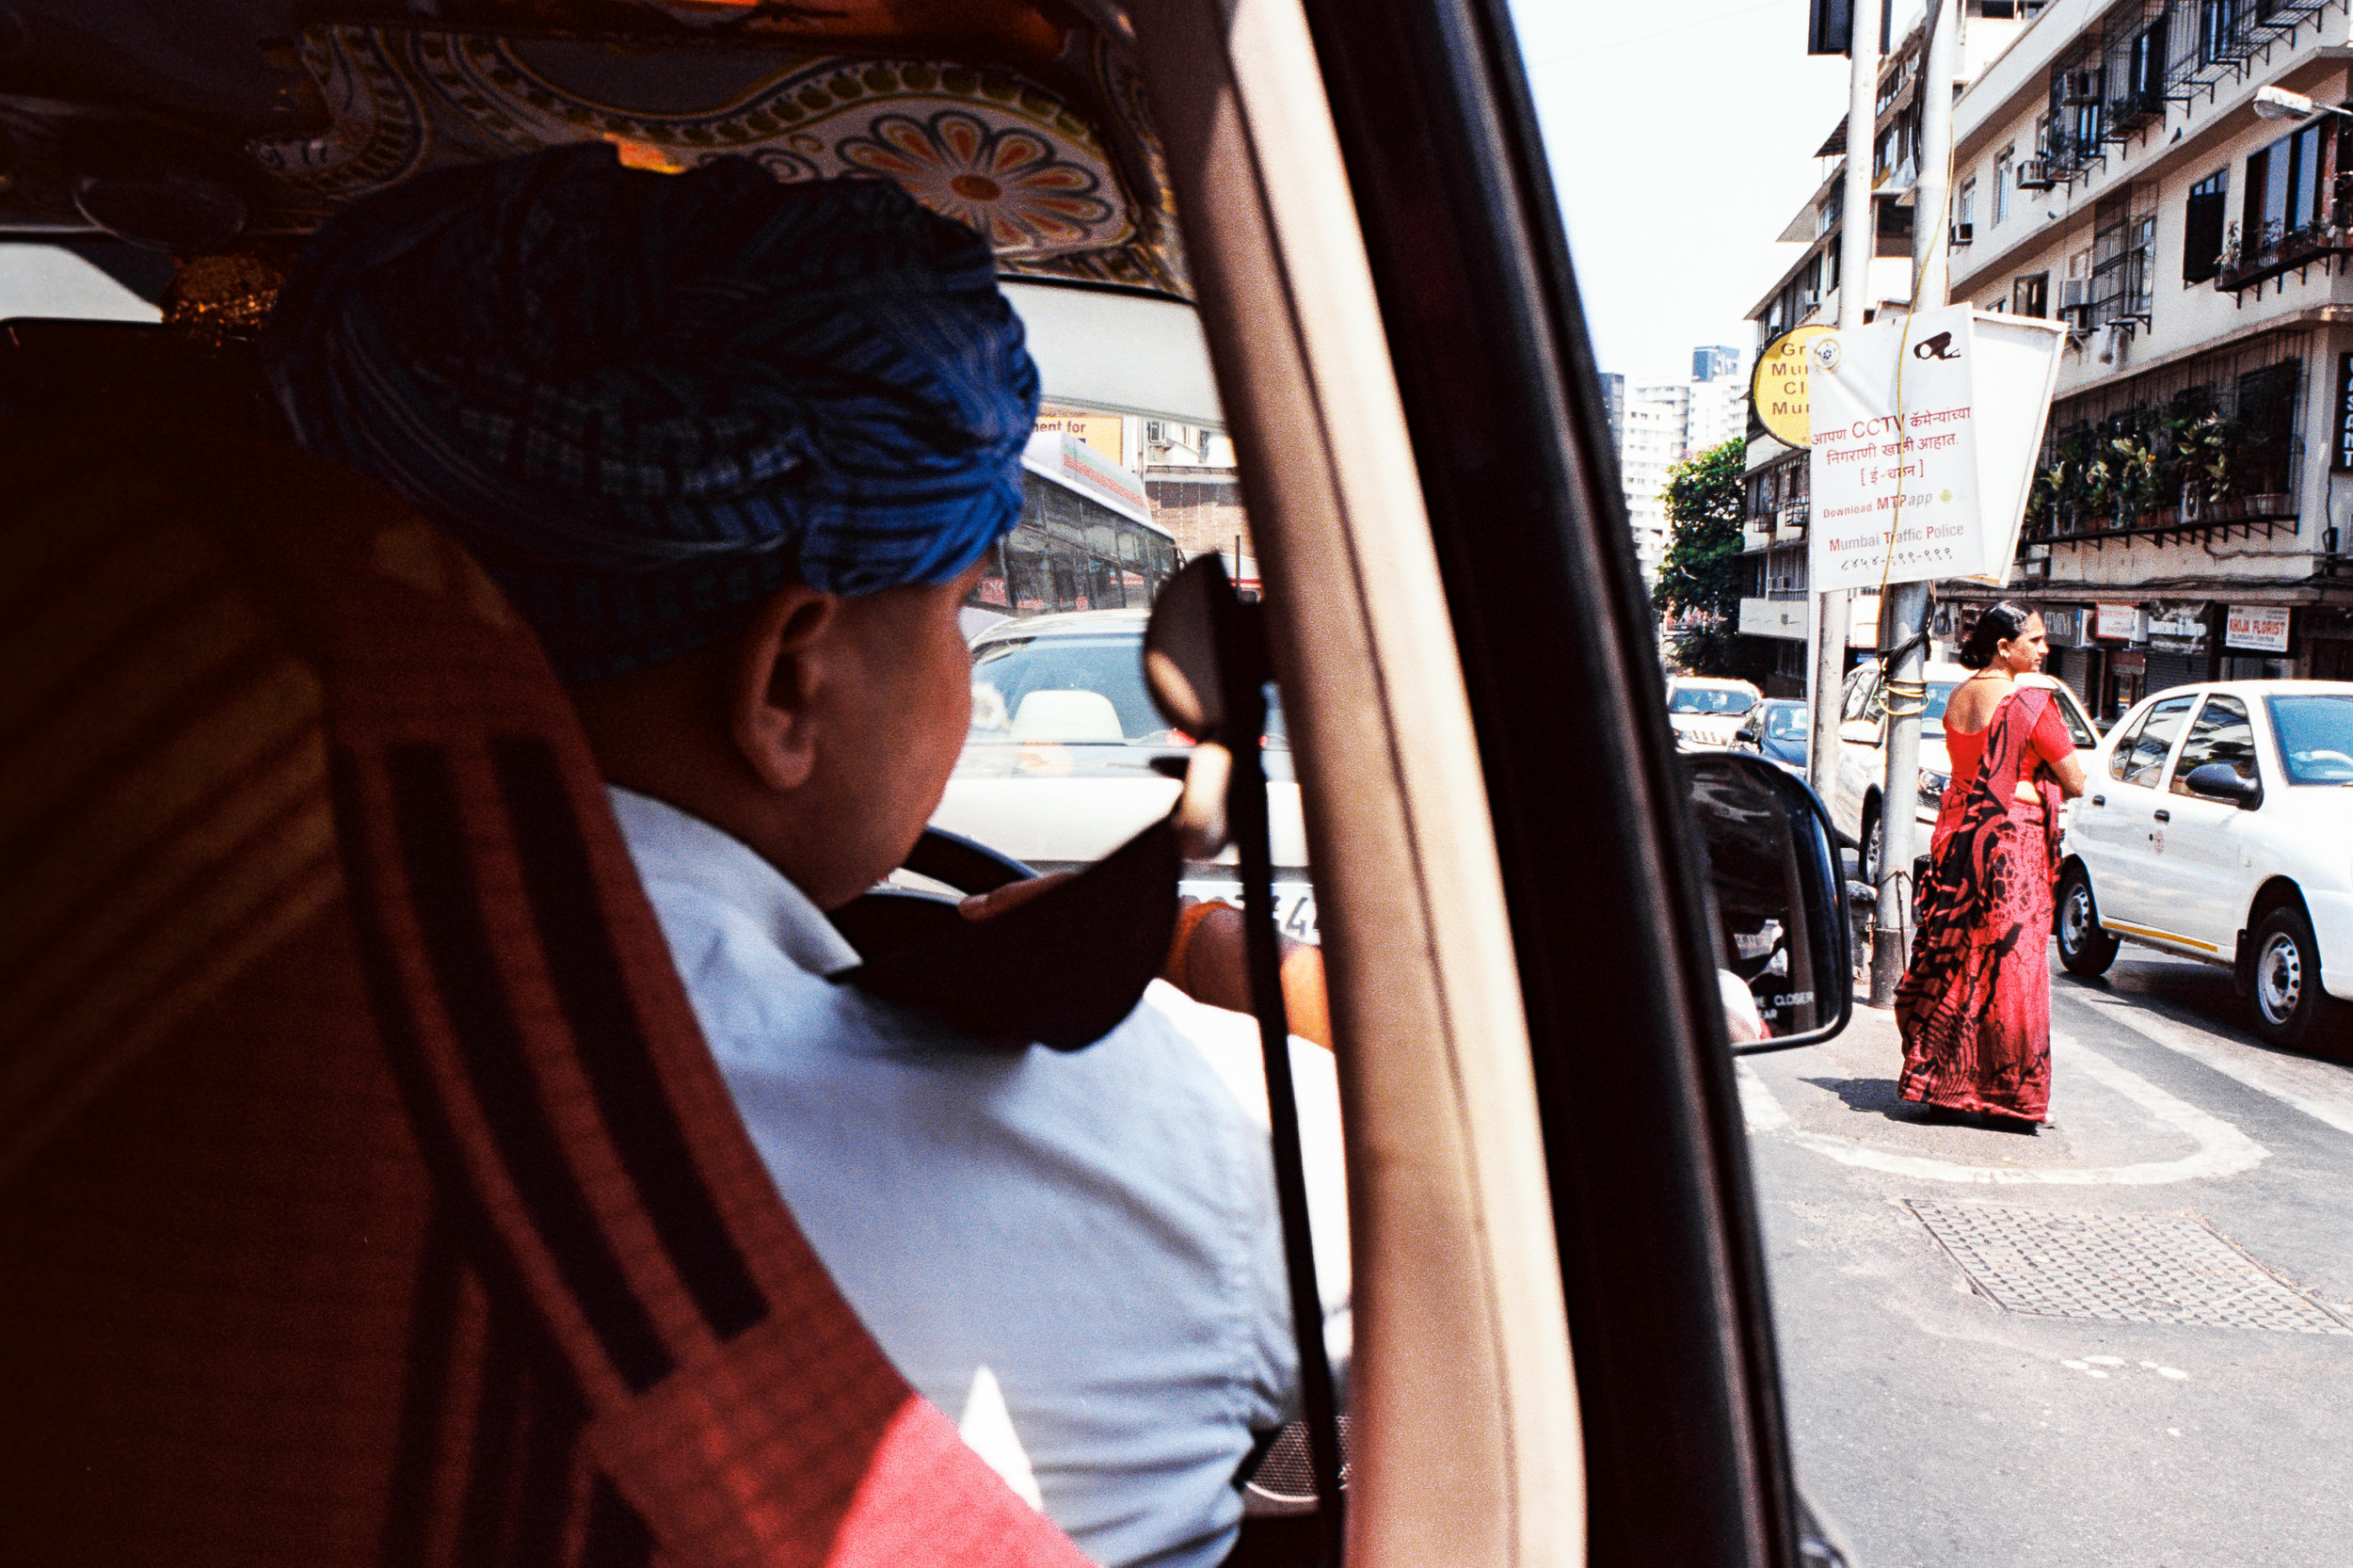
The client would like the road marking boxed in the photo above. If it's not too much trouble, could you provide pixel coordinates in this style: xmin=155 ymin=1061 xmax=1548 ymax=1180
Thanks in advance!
xmin=1735 ymin=1060 xmax=1790 ymax=1131
xmin=2071 ymin=992 xmax=2353 ymax=1138
xmin=1737 ymin=1041 xmax=2266 ymax=1186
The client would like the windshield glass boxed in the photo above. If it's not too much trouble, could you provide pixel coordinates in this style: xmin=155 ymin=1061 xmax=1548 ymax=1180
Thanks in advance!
xmin=2266 ymin=695 xmax=2353 ymax=784
xmin=1766 ymin=704 xmax=1809 ymax=740
xmin=968 ymin=632 xmax=1170 ymax=744
xmin=1669 ymin=687 xmax=1755 ymax=715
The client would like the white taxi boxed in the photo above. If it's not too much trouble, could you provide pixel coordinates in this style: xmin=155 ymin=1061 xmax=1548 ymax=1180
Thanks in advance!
xmin=1664 ymin=676 xmax=1761 ymax=749
xmin=2057 ymin=680 xmax=2353 ymax=1049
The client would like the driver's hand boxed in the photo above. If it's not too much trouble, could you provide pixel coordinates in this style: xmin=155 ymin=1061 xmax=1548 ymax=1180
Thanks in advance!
xmin=957 ymin=870 xmax=1077 ymax=921
xmin=1166 ymin=900 xmax=1332 ymax=1050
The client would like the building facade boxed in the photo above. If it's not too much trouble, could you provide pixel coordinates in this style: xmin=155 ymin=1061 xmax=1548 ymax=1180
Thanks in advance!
xmin=1938 ymin=0 xmax=2353 ymax=714
xmin=1741 ymin=0 xmax=2353 ymax=712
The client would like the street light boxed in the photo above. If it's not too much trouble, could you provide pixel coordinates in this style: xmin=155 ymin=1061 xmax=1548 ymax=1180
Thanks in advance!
xmin=2250 ymin=85 xmax=2353 ymax=121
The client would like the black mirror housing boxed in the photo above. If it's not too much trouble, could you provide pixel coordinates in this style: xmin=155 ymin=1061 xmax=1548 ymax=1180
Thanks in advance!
xmin=2182 ymin=761 xmax=2263 ymax=808
xmin=1685 ymin=751 xmax=1855 ymax=1050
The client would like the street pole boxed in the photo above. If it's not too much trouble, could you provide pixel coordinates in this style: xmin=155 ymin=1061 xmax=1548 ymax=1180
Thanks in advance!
xmin=1808 ymin=0 xmax=1879 ymax=808
xmin=1868 ymin=0 xmax=1957 ymax=1007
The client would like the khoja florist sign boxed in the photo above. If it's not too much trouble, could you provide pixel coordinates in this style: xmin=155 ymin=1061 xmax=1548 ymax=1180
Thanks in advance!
xmin=2226 ymin=603 xmax=2292 ymax=652
xmin=1806 ymin=305 xmax=2068 ymax=595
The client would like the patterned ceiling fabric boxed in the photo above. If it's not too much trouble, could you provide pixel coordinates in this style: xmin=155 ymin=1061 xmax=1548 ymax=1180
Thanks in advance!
xmin=0 ymin=323 xmax=1092 ymax=1568
xmin=245 ymin=24 xmax=1191 ymax=297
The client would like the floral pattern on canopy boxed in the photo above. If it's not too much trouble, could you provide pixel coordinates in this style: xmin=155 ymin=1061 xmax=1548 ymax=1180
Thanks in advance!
xmin=248 ymin=24 xmax=1190 ymax=295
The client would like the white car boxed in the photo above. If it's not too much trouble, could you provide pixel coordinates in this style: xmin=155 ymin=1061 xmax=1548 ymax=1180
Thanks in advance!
xmin=929 ymin=608 xmax=1319 ymax=939
xmin=1665 ymin=677 xmax=1761 ymax=749
xmin=1829 ymin=659 xmax=2100 ymax=881
xmin=2057 ymin=680 xmax=2353 ymax=1049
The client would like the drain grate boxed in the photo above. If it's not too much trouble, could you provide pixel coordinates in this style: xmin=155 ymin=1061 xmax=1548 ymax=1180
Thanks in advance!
xmin=1905 ymin=1201 xmax=2350 ymax=1334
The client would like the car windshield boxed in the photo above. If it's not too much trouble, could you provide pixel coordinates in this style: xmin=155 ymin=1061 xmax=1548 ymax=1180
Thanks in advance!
xmin=1669 ymin=687 xmax=1754 ymax=715
xmin=2265 ymin=695 xmax=2353 ymax=784
xmin=1766 ymin=705 xmax=1809 ymax=741
xmin=1918 ymin=681 xmax=1954 ymax=735
xmin=1916 ymin=679 xmax=2096 ymax=747
xmin=968 ymin=627 xmax=1289 ymax=748
xmin=969 ymin=631 xmax=1170 ymax=744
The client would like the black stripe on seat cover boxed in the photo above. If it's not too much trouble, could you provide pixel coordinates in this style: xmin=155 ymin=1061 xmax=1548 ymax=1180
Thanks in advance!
xmin=386 ymin=743 xmax=673 ymax=1394
xmin=490 ymin=735 xmax=767 ymax=1343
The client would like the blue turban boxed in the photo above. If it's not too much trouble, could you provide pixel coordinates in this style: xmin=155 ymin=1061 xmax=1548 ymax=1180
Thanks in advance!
xmin=263 ymin=143 xmax=1039 ymax=682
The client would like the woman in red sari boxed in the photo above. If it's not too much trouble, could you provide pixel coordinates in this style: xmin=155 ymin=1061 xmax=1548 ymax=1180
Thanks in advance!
xmin=1896 ymin=604 xmax=2087 ymax=1129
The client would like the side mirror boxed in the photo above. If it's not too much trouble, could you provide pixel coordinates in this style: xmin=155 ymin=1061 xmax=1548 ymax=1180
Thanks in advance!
xmin=2181 ymin=761 xmax=2263 ymax=809
xmin=1838 ymin=719 xmax=1879 ymax=745
xmin=1687 ymin=752 xmax=1855 ymax=1051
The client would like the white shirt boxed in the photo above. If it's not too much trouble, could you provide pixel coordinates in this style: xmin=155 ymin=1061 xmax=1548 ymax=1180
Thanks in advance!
xmin=609 ymin=789 xmax=1350 ymax=1568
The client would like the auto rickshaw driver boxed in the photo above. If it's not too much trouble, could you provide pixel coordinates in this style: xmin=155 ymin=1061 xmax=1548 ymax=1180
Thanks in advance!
xmin=262 ymin=143 xmax=1349 ymax=1568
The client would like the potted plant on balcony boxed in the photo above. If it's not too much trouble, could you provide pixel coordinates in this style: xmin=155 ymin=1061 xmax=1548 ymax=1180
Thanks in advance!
xmin=2108 ymin=432 xmax=2162 ymax=530
xmin=2216 ymin=221 xmax=2242 ymax=287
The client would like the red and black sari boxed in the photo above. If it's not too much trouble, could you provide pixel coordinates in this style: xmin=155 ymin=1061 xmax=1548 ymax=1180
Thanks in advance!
xmin=1895 ymin=685 xmax=2072 ymax=1121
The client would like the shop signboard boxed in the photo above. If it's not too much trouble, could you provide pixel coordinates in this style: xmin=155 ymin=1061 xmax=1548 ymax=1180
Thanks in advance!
xmin=1738 ymin=594 xmax=1880 ymax=645
xmin=1807 ymin=305 xmax=2068 ymax=593
xmin=2041 ymin=606 xmax=2090 ymax=648
xmin=1739 ymin=597 xmax=1809 ymax=639
xmin=2094 ymin=602 xmax=2139 ymax=641
xmin=1034 ymin=408 xmax=1126 ymax=465
xmin=2336 ymin=351 xmax=2353 ymax=471
xmin=2147 ymin=604 xmax=2208 ymax=652
xmin=1752 ymin=325 xmax=1833 ymax=448
xmin=2226 ymin=603 xmax=2292 ymax=652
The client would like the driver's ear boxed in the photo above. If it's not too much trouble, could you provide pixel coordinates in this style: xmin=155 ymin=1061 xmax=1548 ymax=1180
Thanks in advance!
xmin=729 ymin=582 xmax=840 ymax=794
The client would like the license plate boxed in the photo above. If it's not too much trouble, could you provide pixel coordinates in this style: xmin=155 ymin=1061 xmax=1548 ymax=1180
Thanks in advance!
xmin=1179 ymin=878 xmax=1321 ymax=945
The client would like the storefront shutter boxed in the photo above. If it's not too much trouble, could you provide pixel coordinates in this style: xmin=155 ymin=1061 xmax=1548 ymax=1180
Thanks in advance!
xmin=2144 ymin=648 xmax=2203 ymax=695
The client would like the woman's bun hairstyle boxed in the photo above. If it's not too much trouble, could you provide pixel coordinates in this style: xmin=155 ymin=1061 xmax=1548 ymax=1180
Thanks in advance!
xmin=1957 ymin=600 xmax=2032 ymax=669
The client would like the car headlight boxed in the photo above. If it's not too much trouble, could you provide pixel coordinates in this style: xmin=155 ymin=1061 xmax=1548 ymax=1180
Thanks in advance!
xmin=1918 ymin=767 xmax=1950 ymax=804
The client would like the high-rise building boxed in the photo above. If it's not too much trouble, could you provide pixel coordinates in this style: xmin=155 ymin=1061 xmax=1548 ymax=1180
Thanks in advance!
xmin=1614 ymin=367 xmax=1751 ymax=589
xmin=1598 ymin=371 xmax=1625 ymax=455
xmin=1690 ymin=345 xmax=1742 ymax=384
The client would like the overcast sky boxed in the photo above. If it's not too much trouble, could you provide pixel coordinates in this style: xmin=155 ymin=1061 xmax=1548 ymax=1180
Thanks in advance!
xmin=1508 ymin=0 xmax=1912 ymax=386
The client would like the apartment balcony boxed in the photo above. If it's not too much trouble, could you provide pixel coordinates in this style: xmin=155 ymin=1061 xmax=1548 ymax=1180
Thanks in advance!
xmin=2215 ymin=218 xmax=2353 ymax=296
xmin=1777 ymin=501 xmax=1808 ymax=536
xmin=1741 ymin=522 xmax=1773 ymax=552
xmin=2022 ymin=493 xmax=2299 ymax=550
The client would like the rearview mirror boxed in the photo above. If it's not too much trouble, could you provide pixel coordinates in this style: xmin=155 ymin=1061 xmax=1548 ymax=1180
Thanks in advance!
xmin=1687 ymin=753 xmax=1854 ymax=1051
xmin=2181 ymin=761 xmax=2262 ymax=808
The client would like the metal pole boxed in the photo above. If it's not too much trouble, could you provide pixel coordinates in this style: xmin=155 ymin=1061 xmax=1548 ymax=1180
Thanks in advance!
xmin=1809 ymin=0 xmax=1880 ymax=806
xmin=1869 ymin=0 xmax=1957 ymax=1007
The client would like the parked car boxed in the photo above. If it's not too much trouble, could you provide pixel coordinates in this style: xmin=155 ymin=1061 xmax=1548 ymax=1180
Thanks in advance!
xmin=2057 ymin=680 xmax=2353 ymax=1049
xmin=1732 ymin=697 xmax=1810 ymax=771
xmin=931 ymin=608 xmax=1318 ymax=939
xmin=1829 ymin=659 xmax=2101 ymax=880
xmin=1665 ymin=676 xmax=1762 ymax=749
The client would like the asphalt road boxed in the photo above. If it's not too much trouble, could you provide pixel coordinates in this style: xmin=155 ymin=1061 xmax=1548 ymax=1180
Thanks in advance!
xmin=1743 ymin=941 xmax=2353 ymax=1568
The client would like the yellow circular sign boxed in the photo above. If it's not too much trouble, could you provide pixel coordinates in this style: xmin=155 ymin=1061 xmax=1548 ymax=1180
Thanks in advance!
xmin=1751 ymin=324 xmax=1832 ymax=449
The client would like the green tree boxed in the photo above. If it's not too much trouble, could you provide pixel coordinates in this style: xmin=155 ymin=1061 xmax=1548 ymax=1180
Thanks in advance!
xmin=1650 ymin=438 xmax=1751 ymax=676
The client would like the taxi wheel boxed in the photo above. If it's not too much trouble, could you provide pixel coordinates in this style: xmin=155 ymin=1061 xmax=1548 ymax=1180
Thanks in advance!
xmin=1860 ymin=804 xmax=1883 ymax=888
xmin=2248 ymin=904 xmax=2345 ymax=1052
xmin=2056 ymin=866 xmax=2119 ymax=978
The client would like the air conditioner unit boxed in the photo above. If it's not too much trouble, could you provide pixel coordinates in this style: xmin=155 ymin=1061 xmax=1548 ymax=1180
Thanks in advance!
xmin=1950 ymin=222 xmax=1975 ymax=246
xmin=2016 ymin=158 xmax=2056 ymax=190
xmin=2058 ymin=278 xmax=2090 ymax=310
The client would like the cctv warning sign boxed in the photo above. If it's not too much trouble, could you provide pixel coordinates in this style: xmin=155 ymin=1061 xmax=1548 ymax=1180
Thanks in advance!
xmin=1806 ymin=304 xmax=2066 ymax=593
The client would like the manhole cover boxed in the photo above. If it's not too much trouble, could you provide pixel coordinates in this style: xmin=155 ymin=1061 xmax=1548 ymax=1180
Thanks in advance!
xmin=1904 ymin=1201 xmax=2351 ymax=1333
